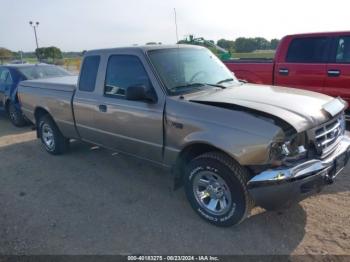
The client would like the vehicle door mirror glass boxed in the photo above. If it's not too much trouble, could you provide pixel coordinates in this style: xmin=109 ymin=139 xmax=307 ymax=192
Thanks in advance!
xmin=126 ymin=84 xmax=157 ymax=103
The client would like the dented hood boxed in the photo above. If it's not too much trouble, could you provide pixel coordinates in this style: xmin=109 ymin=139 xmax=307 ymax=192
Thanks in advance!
xmin=187 ymin=83 xmax=347 ymax=132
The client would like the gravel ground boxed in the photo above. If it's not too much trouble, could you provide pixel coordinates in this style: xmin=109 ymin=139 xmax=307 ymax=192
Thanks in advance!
xmin=0 ymin=110 xmax=349 ymax=255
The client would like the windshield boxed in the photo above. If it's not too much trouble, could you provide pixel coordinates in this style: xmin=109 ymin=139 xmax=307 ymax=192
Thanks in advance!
xmin=18 ymin=65 xmax=71 ymax=80
xmin=148 ymin=48 xmax=239 ymax=95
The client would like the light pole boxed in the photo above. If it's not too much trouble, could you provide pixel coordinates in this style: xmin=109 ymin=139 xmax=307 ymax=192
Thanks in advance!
xmin=29 ymin=21 xmax=40 ymax=61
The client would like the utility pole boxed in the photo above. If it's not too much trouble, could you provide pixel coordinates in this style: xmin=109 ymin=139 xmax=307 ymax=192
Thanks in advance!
xmin=174 ymin=8 xmax=179 ymax=44
xmin=29 ymin=21 xmax=40 ymax=61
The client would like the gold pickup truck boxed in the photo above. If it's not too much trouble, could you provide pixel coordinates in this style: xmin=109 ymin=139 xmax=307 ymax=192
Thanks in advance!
xmin=18 ymin=45 xmax=350 ymax=227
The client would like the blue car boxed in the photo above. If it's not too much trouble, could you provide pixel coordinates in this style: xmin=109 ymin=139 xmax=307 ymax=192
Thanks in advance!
xmin=0 ymin=64 xmax=71 ymax=126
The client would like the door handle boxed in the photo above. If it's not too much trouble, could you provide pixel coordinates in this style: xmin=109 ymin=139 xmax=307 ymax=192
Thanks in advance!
xmin=279 ymin=68 xmax=289 ymax=76
xmin=328 ymin=69 xmax=341 ymax=77
xmin=98 ymin=104 xmax=107 ymax=112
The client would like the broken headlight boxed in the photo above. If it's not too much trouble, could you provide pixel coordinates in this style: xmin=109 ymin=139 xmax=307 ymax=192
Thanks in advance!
xmin=269 ymin=132 xmax=308 ymax=164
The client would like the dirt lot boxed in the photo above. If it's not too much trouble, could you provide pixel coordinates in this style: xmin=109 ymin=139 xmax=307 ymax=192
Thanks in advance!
xmin=0 ymin=110 xmax=349 ymax=255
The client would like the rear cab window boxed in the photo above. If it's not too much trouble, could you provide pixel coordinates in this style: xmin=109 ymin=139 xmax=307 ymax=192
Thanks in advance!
xmin=79 ymin=55 xmax=100 ymax=92
xmin=286 ymin=37 xmax=330 ymax=63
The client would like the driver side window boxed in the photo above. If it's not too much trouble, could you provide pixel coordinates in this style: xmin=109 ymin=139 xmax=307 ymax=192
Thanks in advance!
xmin=104 ymin=55 xmax=151 ymax=99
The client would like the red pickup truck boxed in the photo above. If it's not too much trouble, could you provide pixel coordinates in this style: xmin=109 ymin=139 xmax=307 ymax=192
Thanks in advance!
xmin=224 ymin=31 xmax=350 ymax=115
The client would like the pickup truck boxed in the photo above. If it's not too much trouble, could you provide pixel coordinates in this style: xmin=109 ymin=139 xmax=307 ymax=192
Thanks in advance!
xmin=224 ymin=31 xmax=350 ymax=115
xmin=18 ymin=45 xmax=350 ymax=227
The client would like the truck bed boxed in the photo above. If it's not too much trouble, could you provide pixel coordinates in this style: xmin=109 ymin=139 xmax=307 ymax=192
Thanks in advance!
xmin=18 ymin=76 xmax=79 ymax=139
xmin=19 ymin=76 xmax=77 ymax=91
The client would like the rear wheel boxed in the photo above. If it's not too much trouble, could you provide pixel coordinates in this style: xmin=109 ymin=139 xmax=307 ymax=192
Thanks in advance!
xmin=8 ymin=102 xmax=27 ymax=127
xmin=38 ymin=115 xmax=69 ymax=155
xmin=184 ymin=152 xmax=253 ymax=227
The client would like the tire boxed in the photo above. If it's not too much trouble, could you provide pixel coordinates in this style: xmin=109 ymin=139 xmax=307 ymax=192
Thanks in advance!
xmin=38 ymin=115 xmax=69 ymax=155
xmin=184 ymin=151 xmax=254 ymax=227
xmin=8 ymin=102 xmax=27 ymax=127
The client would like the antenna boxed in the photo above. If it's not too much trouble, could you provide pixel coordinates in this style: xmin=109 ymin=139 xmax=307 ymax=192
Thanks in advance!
xmin=174 ymin=8 xmax=179 ymax=44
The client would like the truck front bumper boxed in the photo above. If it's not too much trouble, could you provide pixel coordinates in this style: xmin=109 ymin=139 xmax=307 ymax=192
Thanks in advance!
xmin=247 ymin=135 xmax=350 ymax=210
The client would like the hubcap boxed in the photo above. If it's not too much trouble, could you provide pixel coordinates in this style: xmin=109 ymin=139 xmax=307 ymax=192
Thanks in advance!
xmin=9 ymin=106 xmax=18 ymax=122
xmin=42 ymin=124 xmax=55 ymax=150
xmin=193 ymin=171 xmax=234 ymax=215
xmin=10 ymin=111 xmax=17 ymax=121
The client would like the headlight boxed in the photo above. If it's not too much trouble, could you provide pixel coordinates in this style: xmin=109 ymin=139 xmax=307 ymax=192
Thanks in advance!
xmin=269 ymin=132 xmax=308 ymax=163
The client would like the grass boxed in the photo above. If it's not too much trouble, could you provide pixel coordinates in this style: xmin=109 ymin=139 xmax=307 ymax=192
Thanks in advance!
xmin=23 ymin=58 xmax=38 ymax=64
xmin=63 ymin=58 xmax=81 ymax=72
xmin=231 ymin=50 xmax=275 ymax=59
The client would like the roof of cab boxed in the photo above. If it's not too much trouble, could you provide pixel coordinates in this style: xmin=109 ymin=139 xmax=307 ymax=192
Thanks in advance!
xmin=285 ymin=31 xmax=350 ymax=38
xmin=85 ymin=44 xmax=205 ymax=56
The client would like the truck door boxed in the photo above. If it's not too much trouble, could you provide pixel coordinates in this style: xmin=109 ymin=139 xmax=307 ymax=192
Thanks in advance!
xmin=324 ymin=36 xmax=350 ymax=105
xmin=72 ymin=55 xmax=102 ymax=142
xmin=274 ymin=36 xmax=330 ymax=93
xmin=74 ymin=53 xmax=165 ymax=164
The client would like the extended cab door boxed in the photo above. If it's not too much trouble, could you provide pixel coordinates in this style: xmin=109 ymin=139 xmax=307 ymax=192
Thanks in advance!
xmin=274 ymin=36 xmax=330 ymax=93
xmin=324 ymin=35 xmax=350 ymax=104
xmin=74 ymin=51 xmax=165 ymax=164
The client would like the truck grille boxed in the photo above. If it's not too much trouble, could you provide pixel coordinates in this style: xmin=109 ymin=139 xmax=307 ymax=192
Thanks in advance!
xmin=314 ymin=114 xmax=345 ymax=156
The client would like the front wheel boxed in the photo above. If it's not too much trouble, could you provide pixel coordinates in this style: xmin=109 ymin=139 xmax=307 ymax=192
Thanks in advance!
xmin=8 ymin=102 xmax=27 ymax=127
xmin=38 ymin=115 xmax=69 ymax=155
xmin=184 ymin=152 xmax=254 ymax=227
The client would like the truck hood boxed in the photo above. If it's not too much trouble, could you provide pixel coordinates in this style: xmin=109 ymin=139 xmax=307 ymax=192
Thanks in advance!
xmin=187 ymin=83 xmax=347 ymax=132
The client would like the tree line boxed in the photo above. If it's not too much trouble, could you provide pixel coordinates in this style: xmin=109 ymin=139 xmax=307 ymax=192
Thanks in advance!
xmin=0 ymin=46 xmax=83 ymax=64
xmin=217 ymin=37 xmax=280 ymax=53
xmin=1 ymin=36 xmax=280 ymax=64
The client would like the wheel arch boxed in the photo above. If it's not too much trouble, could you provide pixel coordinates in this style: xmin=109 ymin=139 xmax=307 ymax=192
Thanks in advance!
xmin=173 ymin=142 xmax=239 ymax=190
xmin=34 ymin=107 xmax=55 ymax=138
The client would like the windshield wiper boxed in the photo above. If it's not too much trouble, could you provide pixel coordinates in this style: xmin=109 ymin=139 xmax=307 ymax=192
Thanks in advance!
xmin=171 ymin=82 xmax=205 ymax=90
xmin=216 ymin=78 xmax=234 ymax=84
xmin=206 ymin=83 xmax=226 ymax=89
xmin=171 ymin=82 xmax=226 ymax=93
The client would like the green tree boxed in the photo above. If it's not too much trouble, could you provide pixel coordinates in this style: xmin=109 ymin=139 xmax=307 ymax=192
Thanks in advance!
xmin=270 ymin=39 xmax=280 ymax=50
xmin=217 ymin=39 xmax=235 ymax=51
xmin=0 ymin=47 xmax=13 ymax=64
xmin=35 ymin=47 xmax=46 ymax=60
xmin=254 ymin=37 xmax=270 ymax=50
xmin=235 ymin=37 xmax=256 ymax=52
xmin=45 ymin=46 xmax=62 ymax=61
xmin=36 ymin=46 xmax=62 ymax=62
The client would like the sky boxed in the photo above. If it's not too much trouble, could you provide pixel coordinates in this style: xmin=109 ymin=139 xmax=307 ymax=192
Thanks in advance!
xmin=1 ymin=0 xmax=350 ymax=52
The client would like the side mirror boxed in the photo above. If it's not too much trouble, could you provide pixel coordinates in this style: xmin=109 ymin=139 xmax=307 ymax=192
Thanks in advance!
xmin=126 ymin=84 xmax=157 ymax=103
